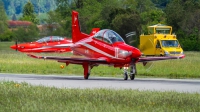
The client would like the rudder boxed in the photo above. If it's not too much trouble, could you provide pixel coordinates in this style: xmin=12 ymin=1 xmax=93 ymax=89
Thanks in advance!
xmin=72 ymin=11 xmax=89 ymax=43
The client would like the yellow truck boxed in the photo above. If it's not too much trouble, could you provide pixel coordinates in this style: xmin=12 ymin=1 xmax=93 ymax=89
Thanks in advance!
xmin=139 ymin=24 xmax=183 ymax=56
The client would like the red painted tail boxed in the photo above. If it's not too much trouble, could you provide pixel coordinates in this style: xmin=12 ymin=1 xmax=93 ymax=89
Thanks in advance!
xmin=72 ymin=11 xmax=90 ymax=43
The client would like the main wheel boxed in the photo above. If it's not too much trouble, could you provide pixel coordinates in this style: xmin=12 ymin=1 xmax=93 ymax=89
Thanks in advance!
xmin=130 ymin=63 xmax=136 ymax=80
xmin=130 ymin=74 xmax=135 ymax=80
xmin=124 ymin=72 xmax=128 ymax=80
xmin=84 ymin=73 xmax=90 ymax=79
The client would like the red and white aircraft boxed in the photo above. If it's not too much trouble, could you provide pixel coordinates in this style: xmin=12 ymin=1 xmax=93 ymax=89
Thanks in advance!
xmin=10 ymin=36 xmax=73 ymax=53
xmin=10 ymin=28 xmax=100 ymax=53
xmin=27 ymin=11 xmax=185 ymax=80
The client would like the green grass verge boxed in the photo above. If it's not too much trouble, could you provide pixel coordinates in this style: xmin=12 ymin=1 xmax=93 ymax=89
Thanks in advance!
xmin=0 ymin=81 xmax=199 ymax=112
xmin=0 ymin=41 xmax=14 ymax=51
xmin=0 ymin=42 xmax=200 ymax=78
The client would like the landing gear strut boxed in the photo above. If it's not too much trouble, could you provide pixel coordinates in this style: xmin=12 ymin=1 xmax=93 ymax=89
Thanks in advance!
xmin=123 ymin=71 xmax=128 ymax=80
xmin=83 ymin=63 xmax=91 ymax=79
xmin=130 ymin=64 xmax=136 ymax=80
xmin=123 ymin=64 xmax=137 ymax=80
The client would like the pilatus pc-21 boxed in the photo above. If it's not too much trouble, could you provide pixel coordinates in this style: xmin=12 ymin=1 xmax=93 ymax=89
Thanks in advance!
xmin=28 ymin=11 xmax=185 ymax=80
xmin=10 ymin=36 xmax=73 ymax=53
xmin=10 ymin=28 xmax=99 ymax=53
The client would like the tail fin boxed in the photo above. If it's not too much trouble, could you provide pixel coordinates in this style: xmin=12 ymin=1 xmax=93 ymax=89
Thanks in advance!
xmin=72 ymin=11 xmax=89 ymax=43
xmin=90 ymin=28 xmax=100 ymax=36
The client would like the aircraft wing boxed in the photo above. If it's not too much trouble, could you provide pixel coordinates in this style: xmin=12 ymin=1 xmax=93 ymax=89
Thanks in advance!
xmin=138 ymin=54 xmax=185 ymax=62
xmin=27 ymin=54 xmax=108 ymax=64
xmin=27 ymin=54 xmax=185 ymax=65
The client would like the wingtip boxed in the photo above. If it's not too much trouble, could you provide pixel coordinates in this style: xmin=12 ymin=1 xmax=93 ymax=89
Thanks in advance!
xmin=27 ymin=53 xmax=41 ymax=59
xmin=179 ymin=54 xmax=185 ymax=59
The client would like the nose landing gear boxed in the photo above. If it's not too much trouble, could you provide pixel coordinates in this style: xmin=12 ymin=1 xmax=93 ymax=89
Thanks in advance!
xmin=123 ymin=64 xmax=136 ymax=80
xmin=123 ymin=71 xmax=128 ymax=80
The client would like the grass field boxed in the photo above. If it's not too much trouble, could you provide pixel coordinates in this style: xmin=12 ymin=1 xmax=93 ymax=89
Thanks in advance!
xmin=0 ymin=81 xmax=199 ymax=112
xmin=0 ymin=42 xmax=200 ymax=78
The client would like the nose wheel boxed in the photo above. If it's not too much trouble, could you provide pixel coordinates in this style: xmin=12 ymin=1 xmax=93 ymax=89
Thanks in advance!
xmin=123 ymin=71 xmax=135 ymax=80
xmin=123 ymin=72 xmax=128 ymax=80
xmin=130 ymin=64 xmax=136 ymax=80
xmin=123 ymin=63 xmax=136 ymax=80
xmin=129 ymin=73 xmax=135 ymax=80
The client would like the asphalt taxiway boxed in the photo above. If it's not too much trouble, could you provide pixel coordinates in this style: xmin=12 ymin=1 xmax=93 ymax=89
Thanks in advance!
xmin=0 ymin=73 xmax=200 ymax=93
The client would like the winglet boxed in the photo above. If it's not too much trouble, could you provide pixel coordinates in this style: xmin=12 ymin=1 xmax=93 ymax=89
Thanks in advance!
xmin=72 ymin=11 xmax=90 ymax=43
xmin=178 ymin=54 xmax=185 ymax=59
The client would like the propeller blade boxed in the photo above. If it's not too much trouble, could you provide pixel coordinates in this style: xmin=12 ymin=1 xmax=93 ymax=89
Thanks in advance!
xmin=125 ymin=31 xmax=136 ymax=38
xmin=125 ymin=31 xmax=136 ymax=46
xmin=15 ymin=41 xmax=18 ymax=51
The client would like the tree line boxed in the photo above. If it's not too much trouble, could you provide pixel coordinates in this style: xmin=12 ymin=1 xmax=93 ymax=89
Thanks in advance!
xmin=2 ymin=0 xmax=56 ymax=19
xmin=0 ymin=0 xmax=200 ymax=51
xmin=0 ymin=0 xmax=39 ymax=42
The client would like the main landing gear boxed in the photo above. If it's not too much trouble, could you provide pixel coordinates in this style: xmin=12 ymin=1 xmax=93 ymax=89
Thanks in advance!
xmin=82 ymin=63 xmax=92 ymax=79
xmin=82 ymin=63 xmax=136 ymax=80
xmin=123 ymin=64 xmax=137 ymax=80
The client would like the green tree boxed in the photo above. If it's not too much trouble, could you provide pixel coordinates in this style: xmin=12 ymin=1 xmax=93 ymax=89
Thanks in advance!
xmin=20 ymin=1 xmax=39 ymax=24
xmin=55 ymin=0 xmax=76 ymax=18
xmin=137 ymin=0 xmax=155 ymax=13
xmin=0 ymin=30 xmax=14 ymax=41
xmin=165 ymin=0 xmax=185 ymax=31
xmin=0 ymin=0 xmax=8 ymax=34
xmin=76 ymin=0 xmax=103 ymax=33
xmin=165 ymin=0 xmax=200 ymax=51
xmin=54 ymin=0 xmax=105 ymax=36
xmin=140 ymin=9 xmax=166 ymax=34
xmin=110 ymin=10 xmax=141 ymax=46
xmin=44 ymin=11 xmax=67 ymax=36
xmin=13 ymin=24 xmax=39 ymax=42
xmin=119 ymin=0 xmax=164 ymax=34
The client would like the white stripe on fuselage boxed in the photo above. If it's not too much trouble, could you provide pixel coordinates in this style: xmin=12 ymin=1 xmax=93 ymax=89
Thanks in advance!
xmin=22 ymin=44 xmax=72 ymax=51
xmin=78 ymin=42 xmax=122 ymax=59
xmin=54 ymin=43 xmax=73 ymax=47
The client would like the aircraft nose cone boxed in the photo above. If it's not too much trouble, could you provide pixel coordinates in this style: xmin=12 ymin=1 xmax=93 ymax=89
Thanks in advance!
xmin=132 ymin=48 xmax=142 ymax=58
xmin=10 ymin=45 xmax=17 ymax=50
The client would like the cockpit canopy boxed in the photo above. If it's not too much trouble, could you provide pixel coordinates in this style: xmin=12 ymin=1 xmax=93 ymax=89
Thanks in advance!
xmin=93 ymin=29 xmax=125 ymax=44
xmin=36 ymin=36 xmax=64 ymax=43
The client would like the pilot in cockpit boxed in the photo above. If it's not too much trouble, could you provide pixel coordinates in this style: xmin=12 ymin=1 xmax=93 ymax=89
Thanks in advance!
xmin=108 ymin=33 xmax=117 ymax=43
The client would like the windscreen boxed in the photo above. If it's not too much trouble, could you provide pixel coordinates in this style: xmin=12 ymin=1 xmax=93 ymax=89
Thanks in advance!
xmin=161 ymin=40 xmax=179 ymax=47
xmin=94 ymin=29 xmax=125 ymax=44
xmin=36 ymin=36 xmax=64 ymax=43
xmin=36 ymin=37 xmax=51 ymax=43
xmin=52 ymin=36 xmax=64 ymax=41
xmin=156 ymin=28 xmax=171 ymax=34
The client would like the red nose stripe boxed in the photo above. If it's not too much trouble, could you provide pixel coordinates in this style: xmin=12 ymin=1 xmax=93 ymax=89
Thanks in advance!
xmin=10 ymin=45 xmax=17 ymax=50
xmin=132 ymin=49 xmax=142 ymax=58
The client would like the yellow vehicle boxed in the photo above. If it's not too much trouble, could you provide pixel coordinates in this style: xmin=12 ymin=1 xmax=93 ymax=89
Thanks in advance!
xmin=139 ymin=24 xmax=183 ymax=56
